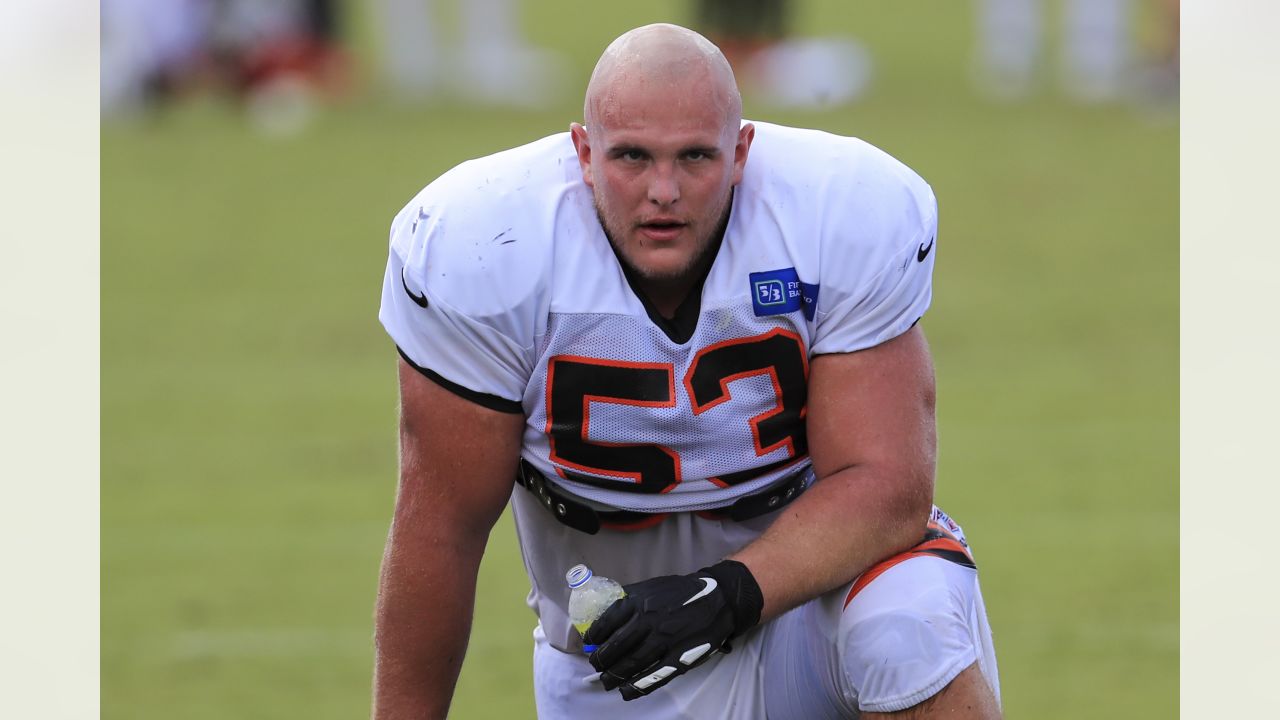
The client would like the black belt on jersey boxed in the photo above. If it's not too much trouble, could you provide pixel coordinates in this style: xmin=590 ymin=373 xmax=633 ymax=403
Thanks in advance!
xmin=515 ymin=459 xmax=813 ymax=535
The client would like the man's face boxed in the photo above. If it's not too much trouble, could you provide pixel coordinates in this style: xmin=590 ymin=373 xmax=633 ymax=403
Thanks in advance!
xmin=571 ymin=76 xmax=753 ymax=286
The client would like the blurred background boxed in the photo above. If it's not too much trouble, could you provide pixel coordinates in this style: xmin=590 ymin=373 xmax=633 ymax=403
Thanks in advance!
xmin=101 ymin=1 xmax=1178 ymax=717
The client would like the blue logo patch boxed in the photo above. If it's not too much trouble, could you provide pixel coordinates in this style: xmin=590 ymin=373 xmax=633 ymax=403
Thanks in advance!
xmin=750 ymin=268 xmax=819 ymax=320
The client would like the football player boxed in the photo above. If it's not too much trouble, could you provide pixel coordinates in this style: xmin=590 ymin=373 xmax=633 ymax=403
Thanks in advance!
xmin=375 ymin=22 xmax=1001 ymax=719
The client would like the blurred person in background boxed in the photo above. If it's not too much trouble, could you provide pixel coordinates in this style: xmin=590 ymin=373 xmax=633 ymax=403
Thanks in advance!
xmin=214 ymin=0 xmax=350 ymax=100
xmin=208 ymin=0 xmax=351 ymax=132
xmin=693 ymin=0 xmax=871 ymax=108
xmin=974 ymin=0 xmax=1132 ymax=102
xmin=374 ymin=22 xmax=1001 ymax=720
xmin=101 ymin=0 xmax=350 ymax=132
xmin=694 ymin=0 xmax=791 ymax=74
xmin=101 ymin=0 xmax=212 ymax=115
xmin=1136 ymin=0 xmax=1178 ymax=107
xmin=371 ymin=0 xmax=568 ymax=107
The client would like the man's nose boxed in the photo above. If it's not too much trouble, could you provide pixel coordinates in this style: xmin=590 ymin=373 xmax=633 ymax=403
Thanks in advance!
xmin=647 ymin=163 xmax=680 ymax=206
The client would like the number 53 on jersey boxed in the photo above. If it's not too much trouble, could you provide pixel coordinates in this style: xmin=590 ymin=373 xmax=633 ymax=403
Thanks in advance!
xmin=545 ymin=328 xmax=810 ymax=495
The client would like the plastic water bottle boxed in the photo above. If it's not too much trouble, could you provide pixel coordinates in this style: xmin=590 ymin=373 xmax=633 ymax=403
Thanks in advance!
xmin=566 ymin=564 xmax=626 ymax=652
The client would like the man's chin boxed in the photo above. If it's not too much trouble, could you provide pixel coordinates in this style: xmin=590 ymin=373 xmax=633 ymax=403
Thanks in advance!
xmin=618 ymin=248 xmax=699 ymax=284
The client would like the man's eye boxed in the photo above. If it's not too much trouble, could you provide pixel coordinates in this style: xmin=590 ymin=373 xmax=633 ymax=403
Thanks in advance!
xmin=622 ymin=150 xmax=645 ymax=161
xmin=684 ymin=151 xmax=707 ymax=161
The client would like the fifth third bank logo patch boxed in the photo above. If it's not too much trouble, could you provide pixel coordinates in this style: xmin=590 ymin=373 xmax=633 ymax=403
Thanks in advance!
xmin=750 ymin=268 xmax=819 ymax=321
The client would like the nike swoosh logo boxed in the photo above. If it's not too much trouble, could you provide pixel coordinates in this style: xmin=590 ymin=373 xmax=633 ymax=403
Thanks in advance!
xmin=917 ymin=237 xmax=935 ymax=262
xmin=401 ymin=269 xmax=429 ymax=308
xmin=682 ymin=577 xmax=717 ymax=606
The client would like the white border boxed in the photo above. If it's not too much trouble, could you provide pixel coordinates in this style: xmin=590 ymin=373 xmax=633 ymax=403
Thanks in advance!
xmin=1182 ymin=0 xmax=1280 ymax=713
xmin=0 ymin=1 xmax=101 ymax=717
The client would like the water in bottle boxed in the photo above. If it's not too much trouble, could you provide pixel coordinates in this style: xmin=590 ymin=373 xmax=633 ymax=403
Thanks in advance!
xmin=566 ymin=564 xmax=626 ymax=652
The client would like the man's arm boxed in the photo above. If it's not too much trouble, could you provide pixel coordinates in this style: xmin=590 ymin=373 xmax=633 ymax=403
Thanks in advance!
xmin=730 ymin=325 xmax=936 ymax=621
xmin=372 ymin=357 xmax=525 ymax=720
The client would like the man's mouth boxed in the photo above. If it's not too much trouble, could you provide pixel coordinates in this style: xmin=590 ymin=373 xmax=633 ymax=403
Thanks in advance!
xmin=638 ymin=219 xmax=686 ymax=241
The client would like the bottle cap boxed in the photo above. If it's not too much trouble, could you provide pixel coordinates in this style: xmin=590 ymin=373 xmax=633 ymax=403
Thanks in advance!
xmin=566 ymin=564 xmax=592 ymax=589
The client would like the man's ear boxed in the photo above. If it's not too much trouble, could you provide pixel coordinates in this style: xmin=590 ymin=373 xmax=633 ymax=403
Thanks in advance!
xmin=570 ymin=123 xmax=594 ymax=189
xmin=732 ymin=123 xmax=755 ymax=186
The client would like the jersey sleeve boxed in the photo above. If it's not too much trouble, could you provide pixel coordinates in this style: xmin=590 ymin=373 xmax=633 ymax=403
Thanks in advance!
xmin=810 ymin=146 xmax=938 ymax=356
xmin=377 ymin=181 xmax=540 ymax=413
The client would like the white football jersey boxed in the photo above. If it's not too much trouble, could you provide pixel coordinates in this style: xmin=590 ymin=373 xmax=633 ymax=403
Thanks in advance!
xmin=379 ymin=121 xmax=938 ymax=514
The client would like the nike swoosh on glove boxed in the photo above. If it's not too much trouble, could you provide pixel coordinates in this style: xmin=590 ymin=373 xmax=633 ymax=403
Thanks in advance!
xmin=582 ymin=559 xmax=764 ymax=701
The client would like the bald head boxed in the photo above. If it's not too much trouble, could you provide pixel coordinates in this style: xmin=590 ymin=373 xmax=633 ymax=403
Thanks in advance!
xmin=568 ymin=24 xmax=755 ymax=308
xmin=584 ymin=23 xmax=742 ymax=131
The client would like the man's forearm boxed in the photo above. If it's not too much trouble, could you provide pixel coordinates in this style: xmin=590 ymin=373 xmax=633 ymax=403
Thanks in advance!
xmin=732 ymin=329 xmax=939 ymax=622
xmin=372 ymin=530 xmax=486 ymax=720
xmin=728 ymin=463 xmax=932 ymax=622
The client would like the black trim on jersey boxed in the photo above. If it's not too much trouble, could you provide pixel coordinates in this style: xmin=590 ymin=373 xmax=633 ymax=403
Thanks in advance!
xmin=711 ymin=456 xmax=805 ymax=487
xmin=919 ymin=547 xmax=977 ymax=569
xmin=613 ymin=191 xmax=734 ymax=345
xmin=396 ymin=346 xmax=524 ymax=414
xmin=621 ymin=268 xmax=707 ymax=345
xmin=920 ymin=525 xmax=976 ymax=569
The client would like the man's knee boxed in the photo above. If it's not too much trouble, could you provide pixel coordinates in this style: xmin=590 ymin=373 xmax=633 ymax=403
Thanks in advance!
xmin=838 ymin=557 xmax=992 ymax=714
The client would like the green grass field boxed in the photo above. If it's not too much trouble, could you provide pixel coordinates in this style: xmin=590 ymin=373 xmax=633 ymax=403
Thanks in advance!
xmin=103 ymin=2 xmax=1177 ymax=717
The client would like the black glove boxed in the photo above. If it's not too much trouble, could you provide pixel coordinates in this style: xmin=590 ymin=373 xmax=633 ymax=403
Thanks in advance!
xmin=582 ymin=560 xmax=764 ymax=701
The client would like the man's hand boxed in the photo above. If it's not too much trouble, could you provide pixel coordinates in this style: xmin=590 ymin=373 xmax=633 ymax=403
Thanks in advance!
xmin=582 ymin=560 xmax=764 ymax=701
